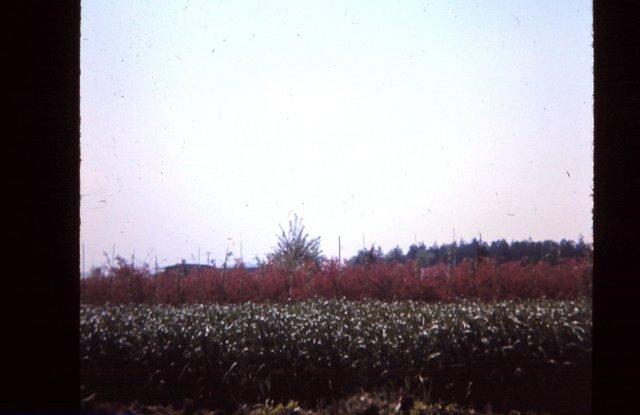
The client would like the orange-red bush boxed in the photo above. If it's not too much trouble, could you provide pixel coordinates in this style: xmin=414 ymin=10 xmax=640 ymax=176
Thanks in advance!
xmin=80 ymin=257 xmax=591 ymax=305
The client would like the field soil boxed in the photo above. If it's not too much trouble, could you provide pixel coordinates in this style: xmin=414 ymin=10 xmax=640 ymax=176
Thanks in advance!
xmin=82 ymin=393 xmax=550 ymax=415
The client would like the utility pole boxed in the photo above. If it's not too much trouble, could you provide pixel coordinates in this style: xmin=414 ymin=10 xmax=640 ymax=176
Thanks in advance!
xmin=206 ymin=251 xmax=210 ymax=266
xmin=362 ymin=233 xmax=366 ymax=250
xmin=132 ymin=250 xmax=135 ymax=267
xmin=155 ymin=255 xmax=158 ymax=274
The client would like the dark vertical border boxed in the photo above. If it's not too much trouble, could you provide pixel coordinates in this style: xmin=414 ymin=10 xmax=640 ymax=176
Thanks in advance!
xmin=5 ymin=1 xmax=80 ymax=413
xmin=593 ymin=1 xmax=640 ymax=414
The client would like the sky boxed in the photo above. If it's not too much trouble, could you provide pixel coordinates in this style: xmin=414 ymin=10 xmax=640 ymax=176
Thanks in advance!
xmin=80 ymin=0 xmax=593 ymax=270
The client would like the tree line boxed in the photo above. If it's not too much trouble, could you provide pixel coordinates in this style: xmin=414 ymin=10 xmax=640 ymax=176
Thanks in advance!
xmin=260 ymin=215 xmax=591 ymax=270
xmin=348 ymin=237 xmax=591 ymax=267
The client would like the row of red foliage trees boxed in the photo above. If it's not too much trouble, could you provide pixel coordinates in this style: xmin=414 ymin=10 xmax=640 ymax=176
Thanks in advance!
xmin=80 ymin=257 xmax=592 ymax=305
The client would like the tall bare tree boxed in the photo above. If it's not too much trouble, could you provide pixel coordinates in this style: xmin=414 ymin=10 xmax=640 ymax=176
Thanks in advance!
xmin=270 ymin=214 xmax=322 ymax=271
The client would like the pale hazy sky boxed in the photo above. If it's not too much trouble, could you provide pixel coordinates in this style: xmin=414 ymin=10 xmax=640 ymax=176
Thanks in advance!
xmin=80 ymin=0 xmax=592 ymax=269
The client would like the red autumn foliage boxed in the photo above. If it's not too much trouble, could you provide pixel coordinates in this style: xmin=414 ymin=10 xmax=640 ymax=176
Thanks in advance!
xmin=80 ymin=257 xmax=592 ymax=305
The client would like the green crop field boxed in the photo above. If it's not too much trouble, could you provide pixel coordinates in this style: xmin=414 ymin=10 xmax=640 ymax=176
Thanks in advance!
xmin=81 ymin=299 xmax=591 ymax=414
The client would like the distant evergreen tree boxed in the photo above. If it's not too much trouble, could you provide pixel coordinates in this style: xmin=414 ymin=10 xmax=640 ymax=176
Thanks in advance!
xmin=407 ymin=243 xmax=437 ymax=267
xmin=348 ymin=245 xmax=384 ymax=266
xmin=384 ymin=245 xmax=406 ymax=264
